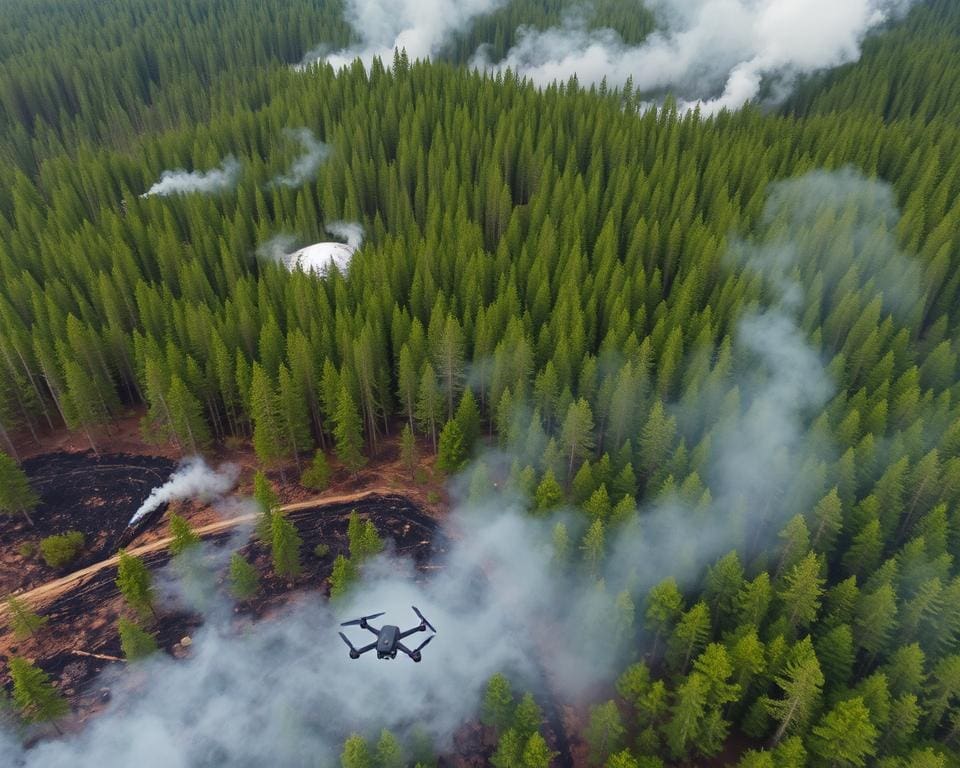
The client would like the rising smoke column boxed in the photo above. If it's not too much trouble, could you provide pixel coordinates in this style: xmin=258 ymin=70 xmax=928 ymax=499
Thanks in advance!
xmin=477 ymin=0 xmax=919 ymax=113
xmin=141 ymin=156 xmax=241 ymax=197
xmin=270 ymin=128 xmax=331 ymax=188
xmin=127 ymin=457 xmax=239 ymax=528
xmin=301 ymin=0 xmax=508 ymax=70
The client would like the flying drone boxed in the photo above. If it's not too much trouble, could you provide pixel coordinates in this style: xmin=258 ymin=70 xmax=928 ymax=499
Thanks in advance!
xmin=338 ymin=606 xmax=436 ymax=662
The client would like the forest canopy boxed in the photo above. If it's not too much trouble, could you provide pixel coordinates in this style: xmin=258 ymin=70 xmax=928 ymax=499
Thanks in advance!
xmin=1 ymin=0 xmax=960 ymax=765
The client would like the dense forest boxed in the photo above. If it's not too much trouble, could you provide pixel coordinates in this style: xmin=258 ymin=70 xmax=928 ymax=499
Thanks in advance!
xmin=2 ymin=0 xmax=960 ymax=765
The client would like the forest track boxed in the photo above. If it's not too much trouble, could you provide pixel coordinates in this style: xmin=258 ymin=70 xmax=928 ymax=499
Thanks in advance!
xmin=1 ymin=487 xmax=404 ymax=616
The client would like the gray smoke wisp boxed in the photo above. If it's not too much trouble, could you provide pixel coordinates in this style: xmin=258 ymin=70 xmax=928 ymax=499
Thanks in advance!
xmin=300 ymin=0 xmax=507 ymax=70
xmin=256 ymin=233 xmax=300 ymax=267
xmin=270 ymin=128 xmax=331 ymax=188
xmin=127 ymin=457 xmax=239 ymax=528
xmin=326 ymin=221 xmax=364 ymax=250
xmin=141 ymin=156 xmax=241 ymax=198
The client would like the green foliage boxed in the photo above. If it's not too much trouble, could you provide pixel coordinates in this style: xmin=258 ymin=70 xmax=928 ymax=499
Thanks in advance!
xmin=436 ymin=419 xmax=468 ymax=474
xmin=482 ymin=673 xmax=515 ymax=734
xmin=168 ymin=513 xmax=200 ymax=556
xmin=229 ymin=552 xmax=259 ymax=600
xmin=334 ymin=383 xmax=366 ymax=475
xmin=586 ymin=700 xmax=625 ymax=766
xmin=116 ymin=550 xmax=155 ymax=619
xmin=375 ymin=729 xmax=404 ymax=768
xmin=6 ymin=596 xmax=48 ymax=640
xmin=300 ymin=450 xmax=331 ymax=491
xmin=270 ymin=512 xmax=302 ymax=579
xmin=39 ymin=530 xmax=84 ymax=568
xmin=535 ymin=469 xmax=564 ymax=512
xmin=0 ymin=453 xmax=39 ymax=525
xmin=341 ymin=733 xmax=373 ymax=768
xmin=347 ymin=511 xmax=384 ymax=562
xmin=329 ymin=554 xmax=357 ymax=600
xmin=8 ymin=657 xmax=69 ymax=727
xmin=253 ymin=470 xmax=278 ymax=543
xmin=809 ymin=698 xmax=878 ymax=767
xmin=118 ymin=617 xmax=158 ymax=660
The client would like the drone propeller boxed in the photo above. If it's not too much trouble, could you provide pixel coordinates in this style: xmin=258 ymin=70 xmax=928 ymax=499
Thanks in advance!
xmin=412 ymin=634 xmax=434 ymax=654
xmin=341 ymin=611 xmax=385 ymax=627
xmin=412 ymin=605 xmax=436 ymax=633
xmin=338 ymin=631 xmax=359 ymax=654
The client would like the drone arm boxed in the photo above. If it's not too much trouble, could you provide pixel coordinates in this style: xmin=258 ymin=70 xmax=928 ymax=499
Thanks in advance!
xmin=396 ymin=642 xmax=414 ymax=657
xmin=399 ymin=625 xmax=425 ymax=639
xmin=356 ymin=641 xmax=378 ymax=655
xmin=363 ymin=623 xmax=381 ymax=637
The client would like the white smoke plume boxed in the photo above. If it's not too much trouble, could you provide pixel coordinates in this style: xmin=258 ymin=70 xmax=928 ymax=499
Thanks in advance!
xmin=141 ymin=156 xmax=241 ymax=197
xmin=326 ymin=220 xmax=364 ymax=250
xmin=270 ymin=128 xmax=331 ymax=188
xmin=127 ymin=457 xmax=239 ymax=529
xmin=302 ymin=0 xmax=507 ymax=70
xmin=478 ymin=0 xmax=918 ymax=113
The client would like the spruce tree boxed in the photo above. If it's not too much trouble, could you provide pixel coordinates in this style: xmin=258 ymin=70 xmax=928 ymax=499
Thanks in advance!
xmin=271 ymin=512 xmax=302 ymax=579
xmin=168 ymin=512 xmax=201 ymax=556
xmin=166 ymin=374 xmax=211 ymax=454
xmin=481 ymin=672 xmax=515 ymax=734
xmin=229 ymin=552 xmax=260 ymax=599
xmin=9 ymin=657 xmax=68 ymax=732
xmin=116 ymin=549 xmax=156 ymax=619
xmin=6 ymin=596 xmax=48 ymax=640
xmin=253 ymin=470 xmax=279 ymax=543
xmin=329 ymin=554 xmax=357 ymax=600
xmin=118 ymin=617 xmax=158 ymax=660
xmin=0 ymin=452 xmax=39 ymax=526
xmin=436 ymin=419 xmax=467 ymax=474
xmin=300 ymin=449 xmax=331 ymax=490
xmin=334 ymin=383 xmax=366 ymax=476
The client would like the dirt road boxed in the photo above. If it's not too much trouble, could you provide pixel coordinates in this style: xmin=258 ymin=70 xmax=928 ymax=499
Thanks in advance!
xmin=1 ymin=487 xmax=396 ymax=616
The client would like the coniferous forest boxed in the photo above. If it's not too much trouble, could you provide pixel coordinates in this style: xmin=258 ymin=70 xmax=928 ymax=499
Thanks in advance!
xmin=3 ymin=0 xmax=960 ymax=765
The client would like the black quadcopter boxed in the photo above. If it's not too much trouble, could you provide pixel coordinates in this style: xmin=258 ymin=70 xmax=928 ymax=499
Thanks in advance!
xmin=338 ymin=606 xmax=436 ymax=662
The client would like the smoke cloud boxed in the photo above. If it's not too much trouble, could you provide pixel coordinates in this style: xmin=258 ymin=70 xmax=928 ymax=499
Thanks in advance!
xmin=270 ymin=128 xmax=331 ymax=188
xmin=127 ymin=457 xmax=239 ymax=529
xmin=302 ymin=0 xmax=506 ymax=70
xmin=256 ymin=233 xmax=300 ymax=266
xmin=479 ymin=0 xmax=919 ymax=112
xmin=1 ymin=170 xmax=922 ymax=765
xmin=325 ymin=221 xmax=364 ymax=250
xmin=141 ymin=157 xmax=241 ymax=197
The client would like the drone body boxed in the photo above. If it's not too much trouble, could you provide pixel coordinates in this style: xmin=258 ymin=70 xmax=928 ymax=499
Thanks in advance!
xmin=339 ymin=606 xmax=436 ymax=662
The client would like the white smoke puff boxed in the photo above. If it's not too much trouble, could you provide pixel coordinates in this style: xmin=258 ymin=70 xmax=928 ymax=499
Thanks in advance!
xmin=479 ymin=0 xmax=920 ymax=114
xmin=326 ymin=221 xmax=364 ymax=250
xmin=270 ymin=128 xmax=331 ymax=188
xmin=256 ymin=233 xmax=300 ymax=265
xmin=300 ymin=0 xmax=508 ymax=70
xmin=141 ymin=156 xmax=241 ymax=197
xmin=127 ymin=457 xmax=239 ymax=528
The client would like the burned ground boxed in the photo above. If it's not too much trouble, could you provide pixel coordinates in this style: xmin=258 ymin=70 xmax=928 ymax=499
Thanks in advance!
xmin=2 ymin=452 xmax=175 ymax=595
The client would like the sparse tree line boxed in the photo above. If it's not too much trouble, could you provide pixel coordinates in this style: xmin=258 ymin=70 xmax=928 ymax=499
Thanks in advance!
xmin=1 ymin=0 xmax=960 ymax=762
